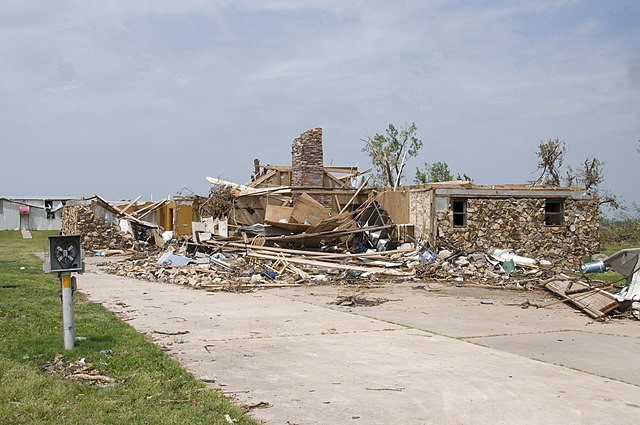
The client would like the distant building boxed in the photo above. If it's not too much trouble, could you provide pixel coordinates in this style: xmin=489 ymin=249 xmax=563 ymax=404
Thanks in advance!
xmin=0 ymin=197 xmax=78 ymax=231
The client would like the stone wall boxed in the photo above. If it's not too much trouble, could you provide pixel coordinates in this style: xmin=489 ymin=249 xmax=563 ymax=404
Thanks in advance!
xmin=435 ymin=197 xmax=599 ymax=264
xmin=291 ymin=127 xmax=331 ymax=207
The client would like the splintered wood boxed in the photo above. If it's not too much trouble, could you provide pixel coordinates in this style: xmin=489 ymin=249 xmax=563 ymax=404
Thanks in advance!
xmin=545 ymin=280 xmax=620 ymax=319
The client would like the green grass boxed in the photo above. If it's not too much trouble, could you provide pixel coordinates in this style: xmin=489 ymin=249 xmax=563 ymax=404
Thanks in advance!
xmin=0 ymin=231 xmax=257 ymax=425
xmin=599 ymin=242 xmax=639 ymax=257
xmin=577 ymin=242 xmax=640 ymax=287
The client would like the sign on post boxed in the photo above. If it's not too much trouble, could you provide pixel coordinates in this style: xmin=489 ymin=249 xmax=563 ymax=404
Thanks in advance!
xmin=44 ymin=235 xmax=84 ymax=350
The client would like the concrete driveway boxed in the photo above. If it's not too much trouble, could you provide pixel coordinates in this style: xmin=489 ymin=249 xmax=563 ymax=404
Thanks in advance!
xmin=79 ymin=271 xmax=640 ymax=425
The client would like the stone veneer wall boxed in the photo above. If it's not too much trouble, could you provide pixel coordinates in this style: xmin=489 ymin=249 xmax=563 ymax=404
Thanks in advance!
xmin=409 ymin=191 xmax=433 ymax=245
xmin=435 ymin=197 xmax=600 ymax=264
xmin=291 ymin=127 xmax=331 ymax=207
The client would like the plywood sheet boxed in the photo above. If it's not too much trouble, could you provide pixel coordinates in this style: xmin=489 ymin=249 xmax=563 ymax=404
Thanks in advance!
xmin=380 ymin=191 xmax=410 ymax=224
xmin=265 ymin=205 xmax=293 ymax=223
xmin=291 ymin=193 xmax=330 ymax=226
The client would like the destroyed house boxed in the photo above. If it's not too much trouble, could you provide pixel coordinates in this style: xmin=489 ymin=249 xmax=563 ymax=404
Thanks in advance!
xmin=378 ymin=182 xmax=599 ymax=264
xmin=202 ymin=127 xmax=599 ymax=264
xmin=223 ymin=127 xmax=371 ymax=228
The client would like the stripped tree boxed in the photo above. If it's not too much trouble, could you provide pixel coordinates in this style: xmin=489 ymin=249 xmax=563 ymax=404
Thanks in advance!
xmin=362 ymin=122 xmax=423 ymax=188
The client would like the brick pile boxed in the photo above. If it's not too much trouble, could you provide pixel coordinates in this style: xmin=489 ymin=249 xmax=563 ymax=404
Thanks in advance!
xmin=61 ymin=204 xmax=145 ymax=252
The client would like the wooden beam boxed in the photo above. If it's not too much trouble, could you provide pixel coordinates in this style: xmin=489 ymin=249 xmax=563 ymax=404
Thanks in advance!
xmin=245 ymin=252 xmax=413 ymax=276
xmin=339 ymin=175 xmax=371 ymax=214
xmin=116 ymin=195 xmax=142 ymax=215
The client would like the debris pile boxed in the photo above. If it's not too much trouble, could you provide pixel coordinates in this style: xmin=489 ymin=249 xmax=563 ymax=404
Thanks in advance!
xmin=413 ymin=248 xmax=553 ymax=289
xmin=61 ymin=196 xmax=161 ymax=254
xmin=62 ymin=204 xmax=144 ymax=252
xmin=41 ymin=354 xmax=115 ymax=387
xmin=198 ymin=185 xmax=235 ymax=219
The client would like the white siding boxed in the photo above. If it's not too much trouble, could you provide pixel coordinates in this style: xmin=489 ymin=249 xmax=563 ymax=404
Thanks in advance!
xmin=0 ymin=199 xmax=65 ymax=231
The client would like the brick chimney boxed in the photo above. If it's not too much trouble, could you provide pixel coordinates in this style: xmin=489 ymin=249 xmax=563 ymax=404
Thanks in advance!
xmin=291 ymin=128 xmax=331 ymax=207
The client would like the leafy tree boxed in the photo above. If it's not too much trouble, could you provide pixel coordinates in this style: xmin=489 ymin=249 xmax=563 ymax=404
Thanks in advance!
xmin=362 ymin=122 xmax=423 ymax=187
xmin=415 ymin=162 xmax=471 ymax=184
xmin=535 ymin=138 xmax=566 ymax=185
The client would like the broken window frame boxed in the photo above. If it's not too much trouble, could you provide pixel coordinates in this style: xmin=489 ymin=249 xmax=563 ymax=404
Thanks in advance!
xmin=45 ymin=200 xmax=55 ymax=220
xmin=544 ymin=199 xmax=564 ymax=226
xmin=452 ymin=198 xmax=467 ymax=227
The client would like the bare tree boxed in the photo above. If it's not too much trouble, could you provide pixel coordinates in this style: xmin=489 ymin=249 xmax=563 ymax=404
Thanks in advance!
xmin=535 ymin=139 xmax=620 ymax=210
xmin=535 ymin=138 xmax=566 ymax=185
xmin=570 ymin=157 xmax=618 ymax=209
xmin=362 ymin=122 xmax=423 ymax=187
xmin=576 ymin=157 xmax=604 ymax=190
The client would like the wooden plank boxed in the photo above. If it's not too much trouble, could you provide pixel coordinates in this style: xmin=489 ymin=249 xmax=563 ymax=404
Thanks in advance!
xmin=116 ymin=195 xmax=142 ymax=215
xmin=208 ymin=240 xmax=414 ymax=259
xmin=291 ymin=193 xmax=331 ymax=226
xmin=324 ymin=172 xmax=347 ymax=189
xmin=379 ymin=190 xmax=410 ymax=224
xmin=264 ymin=224 xmax=394 ymax=243
xmin=262 ymin=165 xmax=360 ymax=174
xmin=339 ymin=176 xmax=371 ymax=214
xmin=545 ymin=280 xmax=620 ymax=318
xmin=245 ymin=252 xmax=413 ymax=276
xmin=265 ymin=205 xmax=293 ymax=223
xmin=248 ymin=170 xmax=277 ymax=188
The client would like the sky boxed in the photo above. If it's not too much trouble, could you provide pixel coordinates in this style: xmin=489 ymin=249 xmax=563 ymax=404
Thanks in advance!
xmin=1 ymin=0 xmax=638 ymax=209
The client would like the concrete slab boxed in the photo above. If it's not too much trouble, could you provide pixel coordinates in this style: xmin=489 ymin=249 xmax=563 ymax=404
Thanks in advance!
xmin=176 ymin=328 xmax=640 ymax=425
xmin=21 ymin=230 xmax=32 ymax=239
xmin=79 ymin=272 xmax=640 ymax=425
xmin=273 ymin=284 xmax=640 ymax=339
xmin=82 ymin=274 xmax=403 ymax=342
xmin=470 ymin=330 xmax=640 ymax=386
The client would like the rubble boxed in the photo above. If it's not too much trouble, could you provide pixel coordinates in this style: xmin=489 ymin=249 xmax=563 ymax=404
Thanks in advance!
xmin=61 ymin=197 xmax=160 ymax=254
xmin=62 ymin=205 xmax=144 ymax=252
xmin=60 ymin=128 xmax=635 ymax=321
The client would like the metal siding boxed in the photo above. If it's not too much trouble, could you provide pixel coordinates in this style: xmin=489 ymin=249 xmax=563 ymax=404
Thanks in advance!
xmin=0 ymin=200 xmax=20 ymax=230
xmin=0 ymin=199 xmax=63 ymax=230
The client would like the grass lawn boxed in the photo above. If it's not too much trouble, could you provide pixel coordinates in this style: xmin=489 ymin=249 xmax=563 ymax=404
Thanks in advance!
xmin=587 ymin=242 xmax=640 ymax=287
xmin=0 ymin=231 xmax=258 ymax=425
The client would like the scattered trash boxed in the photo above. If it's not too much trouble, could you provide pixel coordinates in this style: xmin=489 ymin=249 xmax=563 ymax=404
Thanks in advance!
xmin=100 ymin=349 xmax=113 ymax=355
xmin=420 ymin=249 xmax=437 ymax=264
xmin=157 ymin=251 xmax=192 ymax=267
xmin=579 ymin=260 xmax=606 ymax=274
xmin=244 ymin=401 xmax=272 ymax=410
xmin=501 ymin=259 xmax=516 ymax=274
xmin=41 ymin=354 xmax=115 ymax=387
xmin=153 ymin=330 xmax=190 ymax=336
xmin=331 ymin=292 xmax=397 ymax=307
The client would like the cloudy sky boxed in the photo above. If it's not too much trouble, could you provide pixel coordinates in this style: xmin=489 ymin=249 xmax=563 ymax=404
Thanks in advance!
xmin=1 ymin=0 xmax=638 ymax=208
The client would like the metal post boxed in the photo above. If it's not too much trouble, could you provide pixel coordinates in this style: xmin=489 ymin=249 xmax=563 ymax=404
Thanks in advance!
xmin=60 ymin=272 xmax=75 ymax=350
